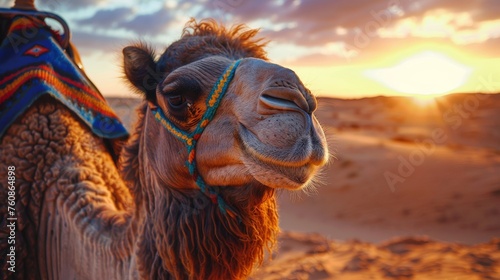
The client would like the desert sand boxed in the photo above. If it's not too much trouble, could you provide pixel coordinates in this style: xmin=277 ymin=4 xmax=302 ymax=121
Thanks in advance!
xmin=107 ymin=93 xmax=500 ymax=280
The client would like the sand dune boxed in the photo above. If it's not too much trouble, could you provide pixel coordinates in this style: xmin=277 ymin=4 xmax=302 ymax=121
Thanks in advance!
xmin=252 ymin=232 xmax=500 ymax=280
xmin=106 ymin=93 xmax=500 ymax=279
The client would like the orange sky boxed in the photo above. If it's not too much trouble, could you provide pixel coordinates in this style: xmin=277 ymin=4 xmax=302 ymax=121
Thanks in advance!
xmin=25 ymin=0 xmax=500 ymax=98
xmin=286 ymin=44 xmax=500 ymax=98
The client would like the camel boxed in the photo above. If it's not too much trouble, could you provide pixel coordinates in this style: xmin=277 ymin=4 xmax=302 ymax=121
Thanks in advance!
xmin=0 ymin=6 xmax=328 ymax=280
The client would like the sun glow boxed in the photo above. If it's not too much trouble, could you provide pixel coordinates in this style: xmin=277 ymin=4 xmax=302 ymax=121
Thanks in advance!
xmin=410 ymin=95 xmax=438 ymax=107
xmin=364 ymin=51 xmax=472 ymax=96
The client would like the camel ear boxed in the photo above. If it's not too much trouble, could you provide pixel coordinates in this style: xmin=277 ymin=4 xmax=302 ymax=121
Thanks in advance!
xmin=123 ymin=45 xmax=162 ymax=102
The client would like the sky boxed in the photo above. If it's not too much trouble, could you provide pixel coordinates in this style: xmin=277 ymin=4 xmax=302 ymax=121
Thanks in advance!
xmin=7 ymin=0 xmax=500 ymax=98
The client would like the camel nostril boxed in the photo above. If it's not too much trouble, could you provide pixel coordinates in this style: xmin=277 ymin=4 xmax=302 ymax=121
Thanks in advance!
xmin=259 ymin=87 xmax=310 ymax=113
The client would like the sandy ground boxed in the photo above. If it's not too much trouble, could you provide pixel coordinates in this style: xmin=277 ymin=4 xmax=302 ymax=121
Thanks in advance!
xmin=107 ymin=93 xmax=500 ymax=280
xmin=251 ymin=232 xmax=500 ymax=280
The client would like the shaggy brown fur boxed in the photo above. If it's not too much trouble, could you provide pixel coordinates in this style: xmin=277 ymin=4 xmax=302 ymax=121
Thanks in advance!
xmin=157 ymin=18 xmax=268 ymax=74
xmin=0 ymin=96 xmax=134 ymax=280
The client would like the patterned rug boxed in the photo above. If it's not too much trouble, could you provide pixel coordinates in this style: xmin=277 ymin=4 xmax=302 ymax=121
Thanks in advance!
xmin=0 ymin=16 xmax=128 ymax=139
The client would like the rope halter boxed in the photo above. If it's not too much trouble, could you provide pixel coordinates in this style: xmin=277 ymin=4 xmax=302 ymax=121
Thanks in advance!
xmin=151 ymin=59 xmax=242 ymax=218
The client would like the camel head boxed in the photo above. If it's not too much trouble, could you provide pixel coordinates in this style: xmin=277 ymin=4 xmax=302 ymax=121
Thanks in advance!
xmin=119 ymin=19 xmax=329 ymax=279
xmin=122 ymin=20 xmax=328 ymax=194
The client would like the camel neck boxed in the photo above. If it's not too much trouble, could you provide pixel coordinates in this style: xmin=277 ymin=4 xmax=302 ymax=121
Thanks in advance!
xmin=120 ymin=101 xmax=279 ymax=279
xmin=133 ymin=178 xmax=279 ymax=279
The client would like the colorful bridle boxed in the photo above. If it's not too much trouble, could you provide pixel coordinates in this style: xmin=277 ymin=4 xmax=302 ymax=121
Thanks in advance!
xmin=151 ymin=59 xmax=242 ymax=218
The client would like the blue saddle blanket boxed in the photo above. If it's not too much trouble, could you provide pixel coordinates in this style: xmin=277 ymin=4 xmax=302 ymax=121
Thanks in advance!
xmin=0 ymin=16 xmax=128 ymax=139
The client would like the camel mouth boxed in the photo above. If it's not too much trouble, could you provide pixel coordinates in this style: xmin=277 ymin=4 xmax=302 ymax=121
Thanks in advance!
xmin=242 ymin=149 xmax=318 ymax=190
xmin=238 ymin=124 xmax=321 ymax=189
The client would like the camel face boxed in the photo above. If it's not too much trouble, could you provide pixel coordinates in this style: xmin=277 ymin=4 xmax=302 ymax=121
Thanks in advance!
xmin=123 ymin=20 xmax=329 ymax=192
xmin=150 ymin=56 xmax=329 ymax=190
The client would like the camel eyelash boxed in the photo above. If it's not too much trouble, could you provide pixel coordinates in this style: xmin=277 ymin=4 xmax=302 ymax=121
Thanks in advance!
xmin=167 ymin=95 xmax=187 ymax=108
xmin=162 ymin=76 xmax=202 ymax=99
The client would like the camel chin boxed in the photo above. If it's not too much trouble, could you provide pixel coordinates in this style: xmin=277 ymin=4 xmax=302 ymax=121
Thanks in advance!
xmin=245 ymin=158 xmax=319 ymax=190
xmin=238 ymin=121 xmax=327 ymax=190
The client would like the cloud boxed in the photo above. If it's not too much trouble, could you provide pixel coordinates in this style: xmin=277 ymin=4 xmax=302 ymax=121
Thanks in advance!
xmin=74 ymin=5 xmax=175 ymax=36
xmin=377 ymin=9 xmax=500 ymax=45
xmin=34 ymin=0 xmax=500 ymax=68
xmin=283 ymin=52 xmax=353 ymax=66
xmin=199 ymin=1 xmax=498 ymax=41
xmin=199 ymin=0 xmax=500 ymax=66
xmin=50 ymin=0 xmax=500 ymax=52
xmin=77 ymin=7 xmax=133 ymax=29
xmin=72 ymin=30 xmax=128 ymax=55
xmin=476 ymin=0 xmax=500 ymax=22
xmin=37 ymin=0 xmax=109 ymax=10
xmin=192 ymin=0 xmax=274 ymax=22
xmin=121 ymin=5 xmax=175 ymax=36
xmin=283 ymin=34 xmax=500 ymax=67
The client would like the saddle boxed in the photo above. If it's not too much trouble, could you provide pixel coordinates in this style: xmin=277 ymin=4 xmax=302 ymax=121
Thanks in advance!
xmin=0 ymin=13 xmax=128 ymax=161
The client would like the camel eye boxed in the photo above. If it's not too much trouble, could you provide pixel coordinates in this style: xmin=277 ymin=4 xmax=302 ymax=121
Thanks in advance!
xmin=162 ymin=76 xmax=201 ymax=121
xmin=168 ymin=95 xmax=187 ymax=109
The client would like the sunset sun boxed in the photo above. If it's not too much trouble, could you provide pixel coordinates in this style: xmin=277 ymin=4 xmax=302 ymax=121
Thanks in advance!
xmin=364 ymin=51 xmax=472 ymax=97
